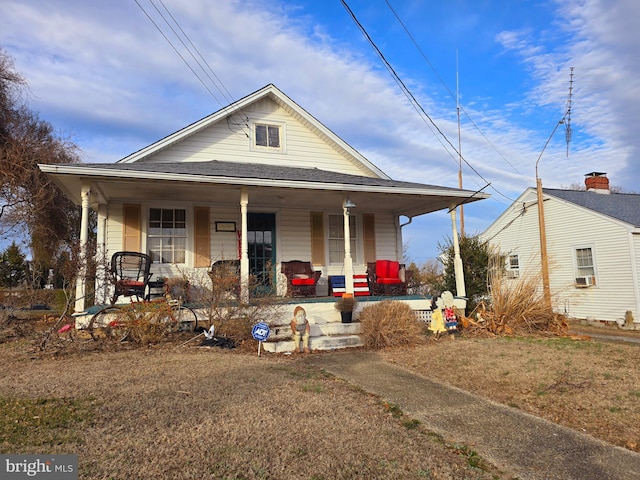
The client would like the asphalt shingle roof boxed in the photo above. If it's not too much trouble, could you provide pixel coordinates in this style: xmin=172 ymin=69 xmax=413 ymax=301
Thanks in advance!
xmin=83 ymin=160 xmax=463 ymax=192
xmin=545 ymin=188 xmax=640 ymax=227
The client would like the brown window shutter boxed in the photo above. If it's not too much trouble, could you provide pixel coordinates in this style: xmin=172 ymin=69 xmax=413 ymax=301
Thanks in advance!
xmin=362 ymin=213 xmax=376 ymax=263
xmin=123 ymin=204 xmax=141 ymax=252
xmin=310 ymin=212 xmax=325 ymax=265
xmin=194 ymin=206 xmax=210 ymax=268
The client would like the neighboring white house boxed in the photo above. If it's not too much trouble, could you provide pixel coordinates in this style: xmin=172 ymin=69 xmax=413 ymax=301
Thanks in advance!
xmin=40 ymin=84 xmax=488 ymax=313
xmin=481 ymin=172 xmax=640 ymax=326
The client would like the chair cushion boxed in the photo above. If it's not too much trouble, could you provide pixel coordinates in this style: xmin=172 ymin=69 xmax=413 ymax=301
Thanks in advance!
xmin=376 ymin=260 xmax=400 ymax=280
xmin=291 ymin=278 xmax=316 ymax=286
xmin=377 ymin=277 xmax=404 ymax=285
xmin=293 ymin=274 xmax=310 ymax=279
xmin=118 ymin=280 xmax=144 ymax=287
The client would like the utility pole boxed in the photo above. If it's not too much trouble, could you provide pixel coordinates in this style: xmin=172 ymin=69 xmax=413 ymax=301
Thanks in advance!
xmin=535 ymin=68 xmax=574 ymax=310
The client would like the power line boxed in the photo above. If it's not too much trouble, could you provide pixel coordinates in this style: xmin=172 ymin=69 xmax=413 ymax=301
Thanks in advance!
xmin=341 ymin=0 xmax=515 ymax=203
xmin=134 ymin=0 xmax=251 ymax=136
xmin=383 ymin=0 xmax=527 ymax=184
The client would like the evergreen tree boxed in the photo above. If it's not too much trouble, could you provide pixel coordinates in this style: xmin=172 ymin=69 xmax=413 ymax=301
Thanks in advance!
xmin=435 ymin=234 xmax=494 ymax=314
xmin=0 ymin=241 xmax=26 ymax=288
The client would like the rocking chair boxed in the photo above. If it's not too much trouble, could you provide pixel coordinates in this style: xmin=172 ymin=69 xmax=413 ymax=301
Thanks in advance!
xmin=110 ymin=251 xmax=153 ymax=304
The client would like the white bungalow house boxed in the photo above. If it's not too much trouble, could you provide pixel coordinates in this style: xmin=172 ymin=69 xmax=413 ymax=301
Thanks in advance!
xmin=481 ymin=172 xmax=640 ymax=328
xmin=40 ymin=84 xmax=488 ymax=350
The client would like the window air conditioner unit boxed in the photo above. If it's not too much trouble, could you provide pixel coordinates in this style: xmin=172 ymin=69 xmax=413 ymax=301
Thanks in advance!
xmin=506 ymin=270 xmax=519 ymax=279
xmin=575 ymin=276 xmax=594 ymax=287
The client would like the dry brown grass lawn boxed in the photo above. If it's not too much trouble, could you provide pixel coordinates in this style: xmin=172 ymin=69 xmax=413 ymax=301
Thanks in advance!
xmin=383 ymin=331 xmax=640 ymax=453
xmin=1 ymin=317 xmax=639 ymax=479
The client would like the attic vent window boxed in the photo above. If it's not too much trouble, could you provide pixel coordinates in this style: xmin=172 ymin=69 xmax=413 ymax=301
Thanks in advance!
xmin=255 ymin=124 xmax=280 ymax=148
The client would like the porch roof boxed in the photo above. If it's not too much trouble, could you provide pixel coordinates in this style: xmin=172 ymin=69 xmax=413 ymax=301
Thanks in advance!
xmin=39 ymin=160 xmax=489 ymax=217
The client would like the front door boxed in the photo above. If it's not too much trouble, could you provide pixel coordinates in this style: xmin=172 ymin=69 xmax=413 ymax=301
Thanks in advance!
xmin=247 ymin=213 xmax=276 ymax=291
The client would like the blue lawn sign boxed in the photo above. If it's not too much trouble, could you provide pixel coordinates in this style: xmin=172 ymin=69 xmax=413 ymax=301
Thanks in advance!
xmin=252 ymin=322 xmax=270 ymax=356
xmin=252 ymin=322 xmax=270 ymax=341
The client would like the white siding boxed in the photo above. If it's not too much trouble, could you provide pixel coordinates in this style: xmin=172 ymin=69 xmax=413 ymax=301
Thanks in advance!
xmin=279 ymin=209 xmax=313 ymax=263
xmin=374 ymin=213 xmax=400 ymax=261
xmin=210 ymin=206 xmax=240 ymax=263
xmin=483 ymin=191 xmax=638 ymax=323
xmin=140 ymin=97 xmax=370 ymax=176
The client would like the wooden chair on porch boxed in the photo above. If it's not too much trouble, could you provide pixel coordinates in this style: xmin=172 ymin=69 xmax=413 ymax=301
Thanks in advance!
xmin=367 ymin=260 xmax=409 ymax=296
xmin=208 ymin=260 xmax=240 ymax=296
xmin=110 ymin=251 xmax=153 ymax=304
xmin=281 ymin=260 xmax=321 ymax=297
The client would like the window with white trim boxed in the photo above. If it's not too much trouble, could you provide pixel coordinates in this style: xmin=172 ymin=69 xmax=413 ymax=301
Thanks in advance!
xmin=148 ymin=208 xmax=186 ymax=264
xmin=255 ymin=124 xmax=280 ymax=148
xmin=328 ymin=214 xmax=357 ymax=264
xmin=574 ymin=247 xmax=595 ymax=286
xmin=506 ymin=254 xmax=520 ymax=278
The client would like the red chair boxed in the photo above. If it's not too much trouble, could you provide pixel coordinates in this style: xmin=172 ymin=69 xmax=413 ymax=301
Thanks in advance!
xmin=281 ymin=260 xmax=321 ymax=297
xmin=367 ymin=260 xmax=409 ymax=296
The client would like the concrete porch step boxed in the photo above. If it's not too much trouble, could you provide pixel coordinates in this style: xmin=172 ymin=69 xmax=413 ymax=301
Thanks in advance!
xmin=262 ymin=334 xmax=363 ymax=353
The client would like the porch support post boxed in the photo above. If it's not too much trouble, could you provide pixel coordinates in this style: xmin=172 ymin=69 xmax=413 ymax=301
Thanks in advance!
xmin=343 ymin=200 xmax=354 ymax=295
xmin=95 ymin=204 xmax=108 ymax=305
xmin=74 ymin=184 xmax=91 ymax=313
xmin=450 ymin=208 xmax=466 ymax=298
xmin=240 ymin=188 xmax=249 ymax=303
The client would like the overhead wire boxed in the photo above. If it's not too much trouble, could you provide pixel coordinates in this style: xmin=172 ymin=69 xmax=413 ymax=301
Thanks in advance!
xmin=340 ymin=0 xmax=515 ymax=203
xmin=134 ymin=0 xmax=251 ymax=136
xmin=384 ymin=0 xmax=527 ymax=183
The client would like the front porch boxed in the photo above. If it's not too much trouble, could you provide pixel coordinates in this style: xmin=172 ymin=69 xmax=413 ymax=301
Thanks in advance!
xmin=258 ymin=294 xmax=436 ymax=353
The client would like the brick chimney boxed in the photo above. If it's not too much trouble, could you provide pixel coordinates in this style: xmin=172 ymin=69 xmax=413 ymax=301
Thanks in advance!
xmin=584 ymin=172 xmax=610 ymax=194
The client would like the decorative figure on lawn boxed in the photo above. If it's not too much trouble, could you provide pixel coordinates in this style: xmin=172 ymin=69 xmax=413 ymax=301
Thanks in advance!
xmin=429 ymin=291 xmax=458 ymax=339
xmin=441 ymin=291 xmax=459 ymax=335
xmin=290 ymin=306 xmax=310 ymax=353
xmin=429 ymin=295 xmax=447 ymax=338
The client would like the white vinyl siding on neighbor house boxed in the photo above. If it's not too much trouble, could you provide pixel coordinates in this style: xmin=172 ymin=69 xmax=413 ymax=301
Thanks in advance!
xmin=482 ymin=188 xmax=638 ymax=323
xmin=136 ymin=97 xmax=372 ymax=177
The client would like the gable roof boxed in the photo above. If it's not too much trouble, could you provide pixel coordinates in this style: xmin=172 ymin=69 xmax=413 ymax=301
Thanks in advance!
xmin=118 ymin=83 xmax=389 ymax=179
xmin=545 ymin=188 xmax=640 ymax=227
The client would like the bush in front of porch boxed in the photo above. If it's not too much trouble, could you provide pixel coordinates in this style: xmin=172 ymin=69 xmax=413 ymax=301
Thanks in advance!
xmin=359 ymin=300 xmax=424 ymax=349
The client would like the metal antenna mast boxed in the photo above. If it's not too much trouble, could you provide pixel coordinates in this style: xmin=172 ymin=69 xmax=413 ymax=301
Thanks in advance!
xmin=536 ymin=67 xmax=575 ymax=309
xmin=456 ymin=49 xmax=464 ymax=237
xmin=565 ymin=67 xmax=574 ymax=156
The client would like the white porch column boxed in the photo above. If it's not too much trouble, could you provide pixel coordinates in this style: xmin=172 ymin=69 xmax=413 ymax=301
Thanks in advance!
xmin=95 ymin=204 xmax=108 ymax=305
xmin=74 ymin=185 xmax=91 ymax=313
xmin=240 ymin=188 xmax=249 ymax=303
xmin=343 ymin=199 xmax=354 ymax=295
xmin=450 ymin=208 xmax=466 ymax=298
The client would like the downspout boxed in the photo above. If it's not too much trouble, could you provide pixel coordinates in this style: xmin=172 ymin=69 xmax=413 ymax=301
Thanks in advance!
xmin=398 ymin=215 xmax=412 ymax=261
xmin=74 ymin=185 xmax=91 ymax=313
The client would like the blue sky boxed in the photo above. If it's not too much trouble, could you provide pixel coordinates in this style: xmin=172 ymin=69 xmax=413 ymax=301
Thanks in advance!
xmin=2 ymin=0 xmax=639 ymax=264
